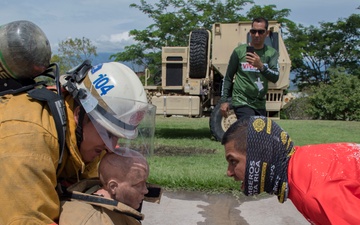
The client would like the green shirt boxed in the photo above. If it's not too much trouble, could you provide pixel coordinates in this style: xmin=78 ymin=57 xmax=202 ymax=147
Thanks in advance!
xmin=221 ymin=44 xmax=279 ymax=109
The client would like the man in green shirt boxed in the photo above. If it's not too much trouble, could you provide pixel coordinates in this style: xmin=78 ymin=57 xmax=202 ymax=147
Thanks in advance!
xmin=220 ymin=17 xmax=279 ymax=119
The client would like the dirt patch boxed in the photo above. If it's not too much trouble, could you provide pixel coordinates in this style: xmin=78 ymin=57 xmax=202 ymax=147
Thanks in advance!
xmin=154 ymin=145 xmax=216 ymax=156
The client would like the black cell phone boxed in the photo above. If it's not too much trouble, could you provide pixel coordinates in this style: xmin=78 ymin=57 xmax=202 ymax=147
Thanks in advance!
xmin=246 ymin=46 xmax=254 ymax=53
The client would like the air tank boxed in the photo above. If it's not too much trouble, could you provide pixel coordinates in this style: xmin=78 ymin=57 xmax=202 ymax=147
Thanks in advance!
xmin=0 ymin=20 xmax=51 ymax=80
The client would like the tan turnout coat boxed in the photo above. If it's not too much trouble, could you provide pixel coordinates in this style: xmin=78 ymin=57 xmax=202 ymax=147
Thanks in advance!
xmin=60 ymin=179 xmax=144 ymax=225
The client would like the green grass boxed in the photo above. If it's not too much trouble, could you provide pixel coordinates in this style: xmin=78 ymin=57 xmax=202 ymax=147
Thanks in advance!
xmin=147 ymin=116 xmax=360 ymax=194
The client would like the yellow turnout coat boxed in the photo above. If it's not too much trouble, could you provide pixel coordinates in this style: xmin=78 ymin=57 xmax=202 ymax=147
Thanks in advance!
xmin=0 ymin=93 xmax=101 ymax=224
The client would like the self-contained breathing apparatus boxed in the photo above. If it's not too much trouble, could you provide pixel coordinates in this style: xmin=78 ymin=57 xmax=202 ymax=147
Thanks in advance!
xmin=0 ymin=20 xmax=156 ymax=167
xmin=0 ymin=20 xmax=67 ymax=165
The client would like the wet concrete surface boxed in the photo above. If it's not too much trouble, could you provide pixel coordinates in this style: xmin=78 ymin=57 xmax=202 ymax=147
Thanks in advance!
xmin=142 ymin=190 xmax=310 ymax=225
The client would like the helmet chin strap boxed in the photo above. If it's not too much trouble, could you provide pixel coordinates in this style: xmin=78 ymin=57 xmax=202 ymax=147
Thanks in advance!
xmin=76 ymin=107 xmax=86 ymax=149
xmin=63 ymin=60 xmax=93 ymax=150
xmin=62 ymin=60 xmax=92 ymax=101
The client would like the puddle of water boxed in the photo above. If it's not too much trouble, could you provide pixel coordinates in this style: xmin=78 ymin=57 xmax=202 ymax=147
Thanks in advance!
xmin=142 ymin=190 xmax=309 ymax=225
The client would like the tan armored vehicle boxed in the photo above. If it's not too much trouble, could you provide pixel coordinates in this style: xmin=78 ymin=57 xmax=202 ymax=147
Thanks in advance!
xmin=144 ymin=21 xmax=292 ymax=141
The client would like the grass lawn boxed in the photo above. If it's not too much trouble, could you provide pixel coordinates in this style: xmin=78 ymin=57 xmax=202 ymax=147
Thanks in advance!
xmin=147 ymin=116 xmax=360 ymax=194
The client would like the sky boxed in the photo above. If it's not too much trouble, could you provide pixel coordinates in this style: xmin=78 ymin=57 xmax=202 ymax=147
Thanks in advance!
xmin=0 ymin=0 xmax=358 ymax=54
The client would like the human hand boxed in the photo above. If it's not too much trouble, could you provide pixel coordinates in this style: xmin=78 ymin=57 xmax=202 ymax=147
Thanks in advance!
xmin=220 ymin=102 xmax=230 ymax=118
xmin=246 ymin=52 xmax=263 ymax=70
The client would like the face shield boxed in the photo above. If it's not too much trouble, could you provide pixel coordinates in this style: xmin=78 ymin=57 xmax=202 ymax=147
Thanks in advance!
xmin=62 ymin=61 xmax=156 ymax=157
xmin=112 ymin=146 xmax=148 ymax=158
xmin=79 ymin=88 xmax=156 ymax=157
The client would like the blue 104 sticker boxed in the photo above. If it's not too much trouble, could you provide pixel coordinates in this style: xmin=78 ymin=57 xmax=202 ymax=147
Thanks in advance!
xmin=93 ymin=73 xmax=115 ymax=96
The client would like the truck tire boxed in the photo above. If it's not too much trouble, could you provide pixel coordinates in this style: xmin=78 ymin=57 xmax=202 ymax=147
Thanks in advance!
xmin=189 ymin=29 xmax=208 ymax=79
xmin=209 ymin=101 xmax=237 ymax=142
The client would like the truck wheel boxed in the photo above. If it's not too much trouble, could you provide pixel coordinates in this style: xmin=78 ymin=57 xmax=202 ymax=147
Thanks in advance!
xmin=209 ymin=101 xmax=237 ymax=142
xmin=189 ymin=29 xmax=209 ymax=79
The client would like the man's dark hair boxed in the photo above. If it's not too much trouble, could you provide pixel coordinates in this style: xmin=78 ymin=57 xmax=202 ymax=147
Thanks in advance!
xmin=252 ymin=17 xmax=269 ymax=30
xmin=221 ymin=116 xmax=250 ymax=154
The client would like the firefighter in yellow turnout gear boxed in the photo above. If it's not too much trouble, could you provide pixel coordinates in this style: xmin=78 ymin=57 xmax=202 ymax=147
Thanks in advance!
xmin=0 ymin=20 xmax=155 ymax=224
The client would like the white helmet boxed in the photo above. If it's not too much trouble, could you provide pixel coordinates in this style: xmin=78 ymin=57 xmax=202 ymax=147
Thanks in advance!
xmin=61 ymin=61 xmax=156 ymax=155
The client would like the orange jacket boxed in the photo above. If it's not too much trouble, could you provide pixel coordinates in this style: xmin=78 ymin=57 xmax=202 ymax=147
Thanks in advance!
xmin=288 ymin=143 xmax=360 ymax=225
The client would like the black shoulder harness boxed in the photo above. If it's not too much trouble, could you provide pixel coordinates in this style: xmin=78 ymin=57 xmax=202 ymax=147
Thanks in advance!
xmin=0 ymin=63 xmax=67 ymax=166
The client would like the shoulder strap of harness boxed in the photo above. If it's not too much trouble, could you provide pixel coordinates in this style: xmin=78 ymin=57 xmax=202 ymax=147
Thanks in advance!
xmin=68 ymin=192 xmax=143 ymax=221
xmin=0 ymin=63 xmax=67 ymax=166
xmin=27 ymin=87 xmax=66 ymax=164
xmin=0 ymin=78 xmax=37 ymax=95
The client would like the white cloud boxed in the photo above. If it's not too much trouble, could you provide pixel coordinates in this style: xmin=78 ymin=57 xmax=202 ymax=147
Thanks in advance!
xmin=1 ymin=0 xmax=358 ymax=54
xmin=93 ymin=32 xmax=136 ymax=53
xmin=98 ymin=32 xmax=132 ymax=43
xmin=110 ymin=32 xmax=132 ymax=42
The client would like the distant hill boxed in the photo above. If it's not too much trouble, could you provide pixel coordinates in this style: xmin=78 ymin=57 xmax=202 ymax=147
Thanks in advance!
xmin=92 ymin=52 xmax=114 ymax=64
xmin=91 ymin=52 xmax=144 ymax=73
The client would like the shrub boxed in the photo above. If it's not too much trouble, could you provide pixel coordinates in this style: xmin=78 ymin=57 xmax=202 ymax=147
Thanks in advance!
xmin=306 ymin=69 xmax=360 ymax=121
xmin=281 ymin=93 xmax=312 ymax=120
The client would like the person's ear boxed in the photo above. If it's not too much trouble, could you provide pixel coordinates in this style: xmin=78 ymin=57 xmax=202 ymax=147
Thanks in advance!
xmin=73 ymin=106 xmax=81 ymax=125
xmin=266 ymin=30 xmax=270 ymax=37
xmin=74 ymin=106 xmax=89 ymax=125
xmin=108 ymin=180 xmax=118 ymax=195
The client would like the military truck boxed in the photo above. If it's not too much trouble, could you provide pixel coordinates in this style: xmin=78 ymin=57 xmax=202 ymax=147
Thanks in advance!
xmin=144 ymin=21 xmax=292 ymax=141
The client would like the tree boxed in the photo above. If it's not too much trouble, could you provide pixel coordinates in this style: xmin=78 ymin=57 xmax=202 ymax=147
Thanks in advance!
xmin=51 ymin=37 xmax=97 ymax=74
xmin=111 ymin=0 xmax=253 ymax=74
xmin=50 ymin=54 xmax=68 ymax=76
xmin=112 ymin=0 xmax=293 ymax=79
xmin=306 ymin=68 xmax=360 ymax=121
xmin=246 ymin=4 xmax=294 ymax=33
xmin=286 ymin=14 xmax=360 ymax=91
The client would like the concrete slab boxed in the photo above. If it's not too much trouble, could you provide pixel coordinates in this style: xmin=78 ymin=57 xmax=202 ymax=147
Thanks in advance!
xmin=142 ymin=190 xmax=310 ymax=225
